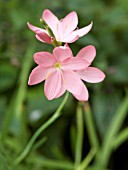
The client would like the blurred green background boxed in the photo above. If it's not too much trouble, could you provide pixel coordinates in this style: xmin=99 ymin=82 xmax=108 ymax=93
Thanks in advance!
xmin=0 ymin=0 xmax=128 ymax=170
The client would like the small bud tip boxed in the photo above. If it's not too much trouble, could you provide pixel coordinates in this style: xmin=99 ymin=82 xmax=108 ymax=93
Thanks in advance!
xmin=40 ymin=18 xmax=43 ymax=22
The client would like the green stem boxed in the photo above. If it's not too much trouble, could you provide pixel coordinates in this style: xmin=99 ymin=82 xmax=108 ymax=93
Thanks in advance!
xmin=13 ymin=92 xmax=69 ymax=165
xmin=77 ymin=148 xmax=96 ymax=170
xmin=29 ymin=157 xmax=74 ymax=170
xmin=0 ymin=154 xmax=9 ymax=170
xmin=1 ymin=45 xmax=35 ymax=141
xmin=83 ymin=102 xmax=99 ymax=151
xmin=75 ymin=102 xmax=84 ymax=169
xmin=32 ymin=136 xmax=47 ymax=150
xmin=40 ymin=18 xmax=62 ymax=47
xmin=95 ymin=94 xmax=128 ymax=167
xmin=112 ymin=128 xmax=128 ymax=150
xmin=40 ymin=19 xmax=55 ymax=38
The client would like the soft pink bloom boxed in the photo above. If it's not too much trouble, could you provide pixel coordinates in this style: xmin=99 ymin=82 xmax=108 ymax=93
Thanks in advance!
xmin=75 ymin=45 xmax=106 ymax=83
xmin=27 ymin=9 xmax=93 ymax=44
xmin=28 ymin=45 xmax=105 ymax=101
xmin=28 ymin=46 xmax=90 ymax=101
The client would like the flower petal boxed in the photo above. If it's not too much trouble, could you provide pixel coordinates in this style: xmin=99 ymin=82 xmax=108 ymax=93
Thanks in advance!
xmin=42 ymin=9 xmax=59 ymax=39
xmin=62 ymin=31 xmax=79 ymax=43
xmin=28 ymin=66 xmax=50 ymax=85
xmin=55 ymin=83 xmax=66 ymax=98
xmin=58 ymin=12 xmax=78 ymax=38
xmin=73 ymin=84 xmax=89 ymax=101
xmin=27 ymin=22 xmax=47 ymax=34
xmin=74 ymin=21 xmax=93 ymax=37
xmin=34 ymin=52 xmax=56 ymax=67
xmin=44 ymin=70 xmax=62 ymax=100
xmin=53 ymin=46 xmax=73 ymax=62
xmin=76 ymin=67 xmax=106 ymax=83
xmin=61 ymin=57 xmax=90 ymax=70
xmin=76 ymin=45 xmax=96 ymax=63
xmin=36 ymin=33 xmax=52 ymax=44
xmin=62 ymin=70 xmax=84 ymax=95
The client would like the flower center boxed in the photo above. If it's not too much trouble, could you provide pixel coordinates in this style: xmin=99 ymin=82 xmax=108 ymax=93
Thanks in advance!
xmin=54 ymin=62 xmax=61 ymax=69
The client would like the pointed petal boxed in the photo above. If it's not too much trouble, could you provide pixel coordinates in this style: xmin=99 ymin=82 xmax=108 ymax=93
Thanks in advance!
xmin=76 ymin=45 xmax=96 ymax=63
xmin=44 ymin=70 xmax=62 ymax=100
xmin=62 ymin=70 xmax=84 ymax=95
xmin=74 ymin=21 xmax=93 ymax=37
xmin=36 ymin=34 xmax=45 ymax=43
xmin=76 ymin=67 xmax=105 ymax=83
xmin=61 ymin=57 xmax=90 ymax=70
xmin=53 ymin=46 xmax=73 ymax=62
xmin=28 ymin=66 xmax=50 ymax=85
xmin=59 ymin=12 xmax=78 ymax=38
xmin=34 ymin=52 xmax=56 ymax=67
xmin=62 ymin=32 xmax=79 ymax=43
xmin=36 ymin=33 xmax=52 ymax=44
xmin=42 ymin=9 xmax=59 ymax=38
xmin=27 ymin=22 xmax=51 ymax=43
xmin=73 ymin=84 xmax=89 ymax=101
xmin=55 ymin=83 xmax=66 ymax=98
xmin=27 ymin=22 xmax=47 ymax=34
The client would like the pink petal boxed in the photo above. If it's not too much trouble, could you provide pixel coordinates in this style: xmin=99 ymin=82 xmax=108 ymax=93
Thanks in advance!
xmin=74 ymin=21 xmax=93 ymax=37
xmin=55 ymin=83 xmax=66 ymax=98
xmin=36 ymin=33 xmax=52 ymax=44
xmin=34 ymin=52 xmax=56 ymax=67
xmin=76 ymin=45 xmax=96 ymax=63
xmin=27 ymin=22 xmax=47 ymax=34
xmin=36 ymin=35 xmax=45 ymax=43
xmin=62 ymin=70 xmax=85 ymax=95
xmin=62 ymin=31 xmax=79 ymax=43
xmin=28 ymin=66 xmax=50 ymax=85
xmin=76 ymin=67 xmax=106 ymax=83
xmin=44 ymin=70 xmax=62 ymax=100
xmin=58 ymin=12 xmax=78 ymax=38
xmin=42 ymin=9 xmax=59 ymax=39
xmin=64 ymin=43 xmax=70 ymax=48
xmin=61 ymin=57 xmax=90 ymax=70
xmin=73 ymin=84 xmax=89 ymax=101
xmin=53 ymin=46 xmax=73 ymax=62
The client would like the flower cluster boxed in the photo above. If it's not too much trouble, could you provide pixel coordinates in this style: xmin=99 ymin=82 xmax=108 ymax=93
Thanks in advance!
xmin=28 ymin=9 xmax=105 ymax=101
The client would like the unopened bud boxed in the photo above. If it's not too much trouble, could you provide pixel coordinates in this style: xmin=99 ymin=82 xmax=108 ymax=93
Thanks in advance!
xmin=40 ymin=18 xmax=47 ymax=28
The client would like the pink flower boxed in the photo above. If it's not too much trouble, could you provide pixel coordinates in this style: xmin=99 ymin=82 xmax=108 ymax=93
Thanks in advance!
xmin=27 ymin=9 xmax=93 ymax=44
xmin=28 ymin=45 xmax=105 ymax=101
xmin=28 ymin=46 xmax=90 ymax=101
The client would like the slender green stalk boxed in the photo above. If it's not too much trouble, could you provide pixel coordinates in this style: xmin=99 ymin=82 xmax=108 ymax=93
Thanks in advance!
xmin=40 ymin=19 xmax=55 ymax=38
xmin=32 ymin=136 xmax=47 ymax=150
xmin=75 ymin=103 xmax=84 ymax=169
xmin=29 ymin=157 xmax=74 ymax=170
xmin=95 ymin=94 xmax=128 ymax=167
xmin=83 ymin=102 xmax=99 ymax=151
xmin=112 ymin=128 xmax=128 ymax=150
xmin=13 ymin=45 xmax=35 ymax=143
xmin=13 ymin=92 xmax=69 ymax=165
xmin=1 ymin=45 xmax=35 ymax=141
xmin=0 ymin=154 xmax=9 ymax=170
xmin=40 ymin=19 xmax=62 ymax=47
xmin=77 ymin=148 xmax=96 ymax=170
xmin=0 ymin=91 xmax=16 ymax=142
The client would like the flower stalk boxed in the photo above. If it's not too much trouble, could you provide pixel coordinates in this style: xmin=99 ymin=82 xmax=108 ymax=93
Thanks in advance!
xmin=40 ymin=18 xmax=61 ymax=47
xmin=13 ymin=92 xmax=69 ymax=165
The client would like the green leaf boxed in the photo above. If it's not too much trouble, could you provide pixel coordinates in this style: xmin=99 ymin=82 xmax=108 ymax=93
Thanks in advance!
xmin=0 ymin=62 xmax=17 ymax=92
xmin=0 ymin=154 xmax=9 ymax=170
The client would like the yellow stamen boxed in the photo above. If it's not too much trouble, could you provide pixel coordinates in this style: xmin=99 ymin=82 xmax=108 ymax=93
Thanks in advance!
xmin=46 ymin=72 xmax=52 ymax=79
xmin=54 ymin=62 xmax=61 ymax=69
